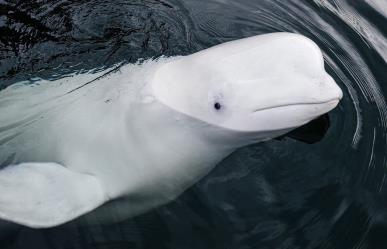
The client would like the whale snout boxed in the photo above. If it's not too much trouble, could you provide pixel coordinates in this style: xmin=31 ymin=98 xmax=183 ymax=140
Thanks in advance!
xmin=280 ymin=34 xmax=343 ymax=114
xmin=285 ymin=34 xmax=343 ymax=104
xmin=248 ymin=73 xmax=342 ymax=133
xmin=259 ymin=33 xmax=343 ymax=108
xmin=322 ymin=73 xmax=343 ymax=102
xmin=225 ymin=33 xmax=344 ymax=132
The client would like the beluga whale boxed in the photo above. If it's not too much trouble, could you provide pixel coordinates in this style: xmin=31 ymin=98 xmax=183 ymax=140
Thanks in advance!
xmin=0 ymin=32 xmax=343 ymax=228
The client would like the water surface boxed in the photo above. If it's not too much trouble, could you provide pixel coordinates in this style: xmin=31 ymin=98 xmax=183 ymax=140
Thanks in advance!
xmin=0 ymin=0 xmax=387 ymax=248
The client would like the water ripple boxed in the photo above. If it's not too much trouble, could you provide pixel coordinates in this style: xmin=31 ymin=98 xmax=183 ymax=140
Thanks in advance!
xmin=0 ymin=0 xmax=387 ymax=248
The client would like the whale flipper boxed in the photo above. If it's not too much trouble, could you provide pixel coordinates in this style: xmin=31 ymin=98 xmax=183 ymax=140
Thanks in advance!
xmin=0 ymin=162 xmax=108 ymax=228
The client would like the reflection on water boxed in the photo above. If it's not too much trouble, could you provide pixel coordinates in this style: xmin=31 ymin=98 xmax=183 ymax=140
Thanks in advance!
xmin=0 ymin=0 xmax=387 ymax=248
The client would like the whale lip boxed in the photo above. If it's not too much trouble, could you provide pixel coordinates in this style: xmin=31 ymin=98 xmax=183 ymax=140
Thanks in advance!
xmin=252 ymin=98 xmax=341 ymax=113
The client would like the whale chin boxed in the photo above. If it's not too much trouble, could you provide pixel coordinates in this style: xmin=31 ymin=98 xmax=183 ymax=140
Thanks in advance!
xmin=219 ymin=98 xmax=340 ymax=135
xmin=225 ymin=113 xmax=333 ymax=146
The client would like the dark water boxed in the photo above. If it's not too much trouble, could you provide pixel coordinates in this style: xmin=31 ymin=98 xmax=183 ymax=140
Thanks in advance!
xmin=1 ymin=0 xmax=387 ymax=248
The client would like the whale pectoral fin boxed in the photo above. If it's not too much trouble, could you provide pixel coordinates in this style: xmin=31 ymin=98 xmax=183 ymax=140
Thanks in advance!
xmin=0 ymin=162 xmax=108 ymax=228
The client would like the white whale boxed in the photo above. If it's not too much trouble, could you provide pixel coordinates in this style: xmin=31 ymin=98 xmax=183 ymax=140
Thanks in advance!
xmin=0 ymin=32 xmax=342 ymax=228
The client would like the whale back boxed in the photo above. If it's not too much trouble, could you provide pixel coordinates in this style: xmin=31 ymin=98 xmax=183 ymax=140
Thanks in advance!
xmin=0 ymin=59 xmax=167 ymax=166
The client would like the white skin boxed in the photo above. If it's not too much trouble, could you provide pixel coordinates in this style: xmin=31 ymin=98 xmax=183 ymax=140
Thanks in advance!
xmin=0 ymin=32 xmax=342 ymax=228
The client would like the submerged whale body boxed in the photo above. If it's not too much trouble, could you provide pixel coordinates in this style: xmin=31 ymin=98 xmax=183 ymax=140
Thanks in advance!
xmin=0 ymin=32 xmax=342 ymax=228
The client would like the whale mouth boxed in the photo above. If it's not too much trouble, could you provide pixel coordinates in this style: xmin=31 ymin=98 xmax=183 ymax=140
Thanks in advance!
xmin=252 ymin=99 xmax=340 ymax=113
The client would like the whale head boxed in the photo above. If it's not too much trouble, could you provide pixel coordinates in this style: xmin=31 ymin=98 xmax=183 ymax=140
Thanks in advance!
xmin=152 ymin=32 xmax=342 ymax=145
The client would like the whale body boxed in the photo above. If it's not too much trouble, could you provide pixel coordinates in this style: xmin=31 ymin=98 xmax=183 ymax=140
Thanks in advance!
xmin=0 ymin=33 xmax=342 ymax=228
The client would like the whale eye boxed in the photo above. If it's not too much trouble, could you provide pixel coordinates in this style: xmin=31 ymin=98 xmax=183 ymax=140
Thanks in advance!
xmin=214 ymin=102 xmax=222 ymax=110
